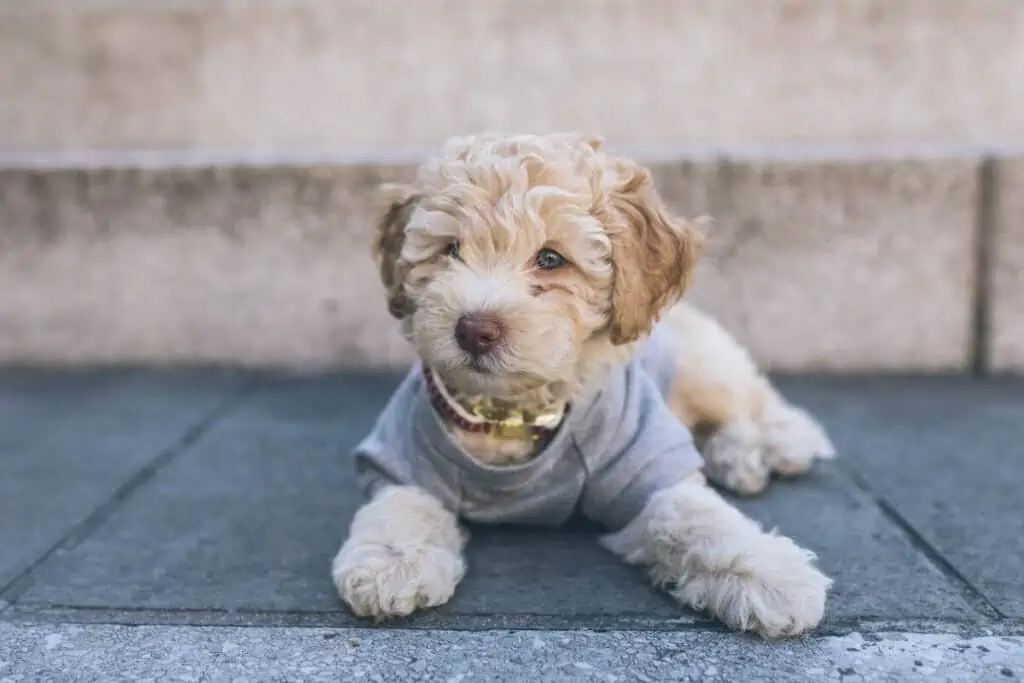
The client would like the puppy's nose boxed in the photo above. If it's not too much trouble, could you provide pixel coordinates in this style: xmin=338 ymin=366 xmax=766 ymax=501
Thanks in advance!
xmin=455 ymin=314 xmax=504 ymax=357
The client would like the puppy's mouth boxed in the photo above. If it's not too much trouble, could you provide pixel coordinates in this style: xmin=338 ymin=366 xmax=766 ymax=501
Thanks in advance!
xmin=446 ymin=347 xmax=504 ymax=376
xmin=465 ymin=357 xmax=494 ymax=374
xmin=435 ymin=352 xmax=547 ymax=396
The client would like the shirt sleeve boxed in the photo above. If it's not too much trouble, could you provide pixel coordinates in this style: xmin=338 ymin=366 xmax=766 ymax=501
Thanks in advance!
xmin=577 ymin=361 xmax=705 ymax=531
xmin=352 ymin=370 xmax=421 ymax=500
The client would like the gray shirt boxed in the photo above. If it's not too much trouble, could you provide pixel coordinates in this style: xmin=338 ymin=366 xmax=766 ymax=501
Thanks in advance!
xmin=353 ymin=326 xmax=703 ymax=531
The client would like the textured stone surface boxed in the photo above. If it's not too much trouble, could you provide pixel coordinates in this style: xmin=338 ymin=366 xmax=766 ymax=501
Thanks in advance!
xmin=7 ymin=374 xmax=682 ymax=621
xmin=778 ymin=376 xmax=1024 ymax=618
xmin=2 ymin=625 xmax=1023 ymax=683
xmin=0 ymin=157 xmax=980 ymax=371
xmin=1 ymin=1 xmax=1023 ymax=151
xmin=991 ymin=157 xmax=1024 ymax=372
xmin=10 ymin=374 xmax=398 ymax=613
xmin=672 ymin=158 xmax=980 ymax=371
xmin=728 ymin=468 xmax=979 ymax=622
xmin=0 ymin=370 xmax=241 ymax=592
xmin=11 ymin=374 xmax=983 ymax=626
xmin=0 ymin=164 xmax=417 ymax=370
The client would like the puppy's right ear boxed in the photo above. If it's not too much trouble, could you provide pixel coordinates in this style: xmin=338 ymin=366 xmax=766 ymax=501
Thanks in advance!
xmin=373 ymin=183 xmax=421 ymax=319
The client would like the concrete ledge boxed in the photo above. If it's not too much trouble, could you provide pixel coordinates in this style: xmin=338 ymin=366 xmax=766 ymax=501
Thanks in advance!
xmin=0 ymin=164 xmax=417 ymax=370
xmin=0 ymin=154 xmax=985 ymax=372
xmin=669 ymin=159 xmax=979 ymax=372
xmin=991 ymin=158 xmax=1024 ymax=372
xmin=2 ymin=0 xmax=1023 ymax=151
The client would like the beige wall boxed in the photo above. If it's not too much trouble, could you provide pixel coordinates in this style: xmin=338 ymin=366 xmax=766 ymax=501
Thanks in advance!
xmin=0 ymin=1 xmax=1020 ymax=372
xmin=1 ymin=0 xmax=1022 ymax=152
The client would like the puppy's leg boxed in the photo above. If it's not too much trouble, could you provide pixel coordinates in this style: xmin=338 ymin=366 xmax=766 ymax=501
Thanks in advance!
xmin=601 ymin=473 xmax=831 ymax=639
xmin=660 ymin=303 xmax=835 ymax=495
xmin=332 ymin=486 xmax=466 ymax=619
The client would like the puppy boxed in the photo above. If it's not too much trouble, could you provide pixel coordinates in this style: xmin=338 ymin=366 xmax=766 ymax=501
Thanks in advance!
xmin=332 ymin=133 xmax=835 ymax=638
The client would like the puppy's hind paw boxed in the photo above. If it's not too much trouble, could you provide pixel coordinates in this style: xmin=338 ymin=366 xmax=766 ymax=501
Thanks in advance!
xmin=761 ymin=401 xmax=837 ymax=478
xmin=332 ymin=540 xmax=464 ymax=620
xmin=700 ymin=419 xmax=771 ymax=496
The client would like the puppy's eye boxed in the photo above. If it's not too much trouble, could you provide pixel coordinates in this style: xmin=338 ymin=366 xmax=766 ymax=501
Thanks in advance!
xmin=535 ymin=248 xmax=565 ymax=271
xmin=445 ymin=240 xmax=461 ymax=260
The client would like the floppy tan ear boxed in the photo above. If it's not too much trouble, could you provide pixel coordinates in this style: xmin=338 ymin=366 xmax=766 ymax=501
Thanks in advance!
xmin=602 ymin=161 xmax=704 ymax=344
xmin=372 ymin=183 xmax=421 ymax=319
xmin=549 ymin=131 xmax=605 ymax=152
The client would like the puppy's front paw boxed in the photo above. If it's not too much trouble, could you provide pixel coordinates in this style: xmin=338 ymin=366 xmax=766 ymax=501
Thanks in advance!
xmin=673 ymin=532 xmax=832 ymax=639
xmin=332 ymin=540 xmax=465 ymax=620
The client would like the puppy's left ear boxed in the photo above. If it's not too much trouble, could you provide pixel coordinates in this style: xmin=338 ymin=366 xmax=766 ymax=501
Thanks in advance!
xmin=373 ymin=183 xmax=421 ymax=319
xmin=601 ymin=160 xmax=704 ymax=345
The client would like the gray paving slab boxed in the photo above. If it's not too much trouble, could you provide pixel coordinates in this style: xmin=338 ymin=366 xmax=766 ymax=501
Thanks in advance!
xmin=12 ymin=375 xmax=981 ymax=628
xmin=2 ymin=624 xmax=1023 ymax=683
xmin=0 ymin=370 xmax=116 ymax=454
xmin=728 ymin=468 xmax=979 ymax=621
xmin=11 ymin=375 xmax=679 ymax=623
xmin=778 ymin=377 xmax=1024 ymax=618
xmin=10 ymin=374 xmax=400 ymax=615
xmin=0 ymin=370 xmax=245 ymax=595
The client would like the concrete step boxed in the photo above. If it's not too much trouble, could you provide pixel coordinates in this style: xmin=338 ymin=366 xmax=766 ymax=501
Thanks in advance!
xmin=1 ymin=0 xmax=1023 ymax=152
xmin=1 ymin=148 xmax=1020 ymax=373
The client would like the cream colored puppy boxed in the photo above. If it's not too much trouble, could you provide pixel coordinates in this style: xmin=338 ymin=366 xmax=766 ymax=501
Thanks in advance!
xmin=332 ymin=133 xmax=834 ymax=639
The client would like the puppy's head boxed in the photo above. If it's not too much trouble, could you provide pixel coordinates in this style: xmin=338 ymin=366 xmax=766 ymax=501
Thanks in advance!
xmin=374 ymin=133 xmax=702 ymax=402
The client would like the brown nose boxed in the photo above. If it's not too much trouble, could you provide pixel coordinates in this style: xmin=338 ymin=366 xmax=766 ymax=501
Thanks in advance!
xmin=455 ymin=314 xmax=504 ymax=357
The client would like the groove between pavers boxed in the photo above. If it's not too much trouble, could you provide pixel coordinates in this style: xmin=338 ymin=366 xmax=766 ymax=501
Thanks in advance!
xmin=0 ymin=380 xmax=256 ymax=603
xmin=839 ymin=463 xmax=1003 ymax=621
